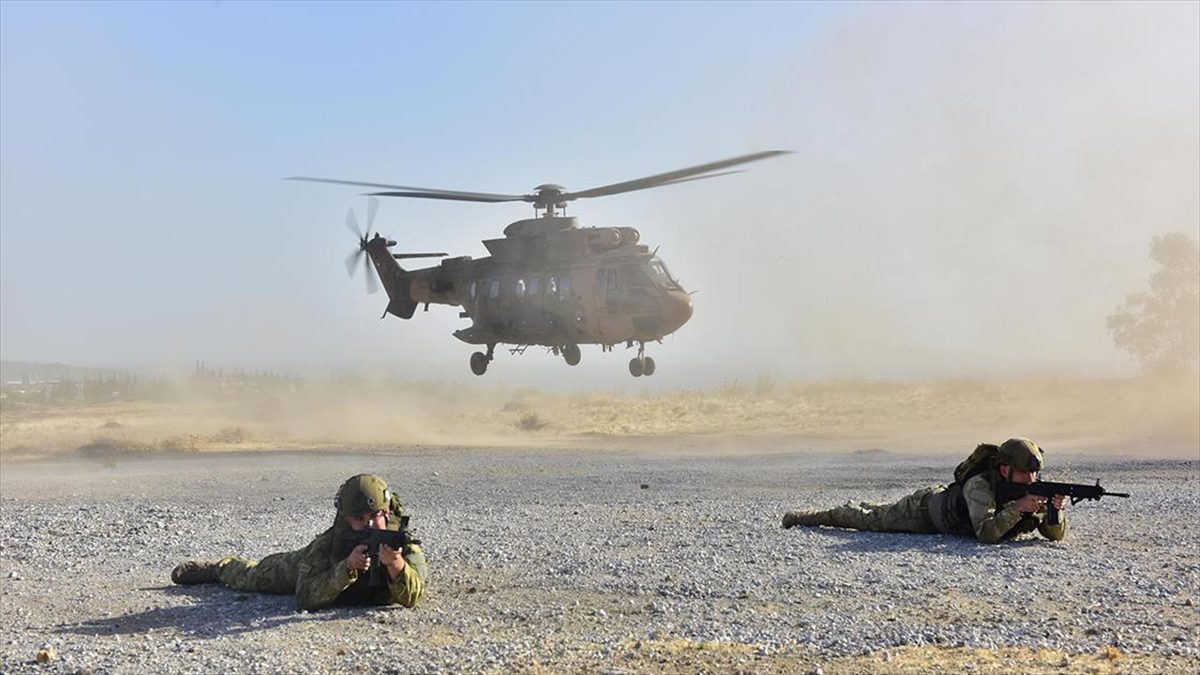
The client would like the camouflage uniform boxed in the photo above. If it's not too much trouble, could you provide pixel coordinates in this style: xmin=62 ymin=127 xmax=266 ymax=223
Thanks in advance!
xmin=783 ymin=438 xmax=1068 ymax=544
xmin=810 ymin=487 xmax=941 ymax=534
xmin=175 ymin=474 xmax=428 ymax=611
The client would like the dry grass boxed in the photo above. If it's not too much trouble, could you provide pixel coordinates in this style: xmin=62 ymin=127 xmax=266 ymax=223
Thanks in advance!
xmin=518 ymin=375 xmax=1199 ymax=453
xmin=1 ymin=375 xmax=1196 ymax=460
xmin=820 ymin=645 xmax=1190 ymax=675
xmin=508 ymin=641 xmax=1195 ymax=674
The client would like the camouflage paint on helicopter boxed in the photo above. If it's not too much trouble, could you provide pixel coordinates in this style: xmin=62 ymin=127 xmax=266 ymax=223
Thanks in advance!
xmin=289 ymin=151 xmax=787 ymax=376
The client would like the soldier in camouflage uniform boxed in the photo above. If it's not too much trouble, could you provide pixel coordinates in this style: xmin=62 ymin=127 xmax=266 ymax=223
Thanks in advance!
xmin=171 ymin=474 xmax=428 ymax=610
xmin=782 ymin=438 xmax=1069 ymax=544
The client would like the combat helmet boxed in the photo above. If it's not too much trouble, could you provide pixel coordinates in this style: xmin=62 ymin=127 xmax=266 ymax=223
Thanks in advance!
xmin=996 ymin=438 xmax=1044 ymax=473
xmin=335 ymin=474 xmax=392 ymax=516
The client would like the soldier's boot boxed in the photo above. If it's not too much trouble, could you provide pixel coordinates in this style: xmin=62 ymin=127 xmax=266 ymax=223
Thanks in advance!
xmin=171 ymin=560 xmax=221 ymax=585
xmin=782 ymin=510 xmax=834 ymax=529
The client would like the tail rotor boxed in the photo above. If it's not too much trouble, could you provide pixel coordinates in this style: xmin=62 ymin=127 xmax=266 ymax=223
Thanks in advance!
xmin=344 ymin=197 xmax=381 ymax=295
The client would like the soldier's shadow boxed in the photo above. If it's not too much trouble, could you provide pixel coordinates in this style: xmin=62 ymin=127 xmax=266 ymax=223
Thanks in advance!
xmin=814 ymin=528 xmax=1055 ymax=557
xmin=55 ymin=585 xmax=367 ymax=638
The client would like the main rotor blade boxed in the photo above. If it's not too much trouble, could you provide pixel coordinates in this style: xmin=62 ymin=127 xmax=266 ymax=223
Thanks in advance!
xmin=369 ymin=189 xmax=530 ymax=204
xmin=392 ymin=252 xmax=449 ymax=259
xmin=366 ymin=196 xmax=379 ymax=231
xmin=288 ymin=176 xmax=527 ymax=202
xmin=363 ymin=254 xmax=379 ymax=295
xmin=345 ymin=209 xmax=362 ymax=239
xmin=290 ymin=176 xmax=436 ymax=191
xmin=345 ymin=249 xmax=362 ymax=278
xmin=654 ymin=169 xmax=745 ymax=188
xmin=563 ymin=150 xmax=790 ymax=201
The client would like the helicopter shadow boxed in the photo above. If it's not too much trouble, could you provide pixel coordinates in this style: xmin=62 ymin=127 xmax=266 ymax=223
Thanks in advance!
xmin=55 ymin=585 xmax=315 ymax=638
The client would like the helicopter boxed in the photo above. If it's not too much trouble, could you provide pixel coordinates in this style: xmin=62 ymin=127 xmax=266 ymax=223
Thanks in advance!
xmin=288 ymin=151 xmax=787 ymax=377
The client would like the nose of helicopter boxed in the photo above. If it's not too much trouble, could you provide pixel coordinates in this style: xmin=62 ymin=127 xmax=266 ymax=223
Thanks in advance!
xmin=662 ymin=290 xmax=694 ymax=334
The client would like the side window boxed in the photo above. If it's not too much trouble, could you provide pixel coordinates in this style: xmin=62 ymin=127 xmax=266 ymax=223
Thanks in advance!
xmin=620 ymin=263 xmax=644 ymax=287
xmin=469 ymin=281 xmax=477 ymax=301
xmin=488 ymin=279 xmax=500 ymax=299
xmin=546 ymin=275 xmax=557 ymax=297
xmin=558 ymin=274 xmax=572 ymax=300
xmin=527 ymin=276 xmax=539 ymax=297
xmin=515 ymin=278 xmax=526 ymax=298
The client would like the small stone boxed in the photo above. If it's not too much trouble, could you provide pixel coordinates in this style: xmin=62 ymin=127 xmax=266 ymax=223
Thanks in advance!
xmin=8 ymin=571 xmax=21 ymax=580
xmin=640 ymin=484 xmax=649 ymax=489
xmin=36 ymin=647 xmax=58 ymax=662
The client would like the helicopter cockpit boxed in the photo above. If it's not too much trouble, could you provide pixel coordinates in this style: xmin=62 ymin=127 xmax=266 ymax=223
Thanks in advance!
xmin=646 ymin=257 xmax=682 ymax=290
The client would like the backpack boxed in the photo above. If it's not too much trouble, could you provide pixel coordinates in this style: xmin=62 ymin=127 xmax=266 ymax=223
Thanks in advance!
xmin=953 ymin=443 xmax=1000 ymax=484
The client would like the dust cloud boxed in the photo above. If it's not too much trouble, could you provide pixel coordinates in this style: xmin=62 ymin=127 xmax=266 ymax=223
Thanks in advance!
xmin=3 ymin=373 xmax=1196 ymax=462
xmin=652 ymin=2 xmax=1199 ymax=384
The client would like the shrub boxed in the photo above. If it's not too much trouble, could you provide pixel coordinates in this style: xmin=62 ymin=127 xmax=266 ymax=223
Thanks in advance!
xmin=515 ymin=411 xmax=547 ymax=431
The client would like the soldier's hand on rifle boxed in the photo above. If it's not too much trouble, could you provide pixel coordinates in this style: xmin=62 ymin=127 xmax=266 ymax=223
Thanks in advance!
xmin=1050 ymin=494 xmax=1067 ymax=511
xmin=1013 ymin=494 xmax=1047 ymax=514
xmin=347 ymin=543 xmax=371 ymax=572
xmin=378 ymin=542 xmax=406 ymax=580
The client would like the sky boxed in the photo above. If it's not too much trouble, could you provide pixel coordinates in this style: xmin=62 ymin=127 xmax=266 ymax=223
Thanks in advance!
xmin=1 ymin=1 xmax=1197 ymax=388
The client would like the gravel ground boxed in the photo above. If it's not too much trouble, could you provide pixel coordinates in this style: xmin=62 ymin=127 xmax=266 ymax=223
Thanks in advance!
xmin=1 ymin=447 xmax=1197 ymax=673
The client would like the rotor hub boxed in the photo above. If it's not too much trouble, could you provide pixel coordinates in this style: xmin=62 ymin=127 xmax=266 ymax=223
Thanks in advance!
xmin=532 ymin=184 xmax=567 ymax=212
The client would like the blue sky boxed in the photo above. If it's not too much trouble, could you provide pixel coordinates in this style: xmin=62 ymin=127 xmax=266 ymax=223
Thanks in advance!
xmin=2 ymin=1 xmax=1197 ymax=386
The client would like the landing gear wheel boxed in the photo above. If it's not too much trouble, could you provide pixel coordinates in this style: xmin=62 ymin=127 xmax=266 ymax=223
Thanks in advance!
xmin=642 ymin=356 xmax=656 ymax=376
xmin=629 ymin=357 xmax=644 ymax=377
xmin=563 ymin=344 xmax=581 ymax=366
xmin=470 ymin=351 xmax=489 ymax=376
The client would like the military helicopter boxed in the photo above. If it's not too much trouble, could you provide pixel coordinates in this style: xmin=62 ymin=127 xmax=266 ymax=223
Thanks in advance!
xmin=288 ymin=151 xmax=787 ymax=377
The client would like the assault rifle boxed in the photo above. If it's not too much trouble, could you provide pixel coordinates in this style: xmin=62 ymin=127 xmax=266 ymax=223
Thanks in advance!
xmin=997 ymin=480 xmax=1130 ymax=525
xmin=353 ymin=516 xmax=417 ymax=587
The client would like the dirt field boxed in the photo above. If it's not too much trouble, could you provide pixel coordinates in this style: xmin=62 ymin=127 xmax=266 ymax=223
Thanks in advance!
xmin=1 ymin=447 xmax=1196 ymax=674
xmin=1 ymin=376 xmax=1197 ymax=672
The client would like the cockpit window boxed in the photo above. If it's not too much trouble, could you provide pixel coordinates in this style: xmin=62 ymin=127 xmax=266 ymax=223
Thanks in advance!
xmin=647 ymin=257 xmax=677 ymax=287
xmin=558 ymin=274 xmax=571 ymax=300
xmin=546 ymin=275 xmax=557 ymax=296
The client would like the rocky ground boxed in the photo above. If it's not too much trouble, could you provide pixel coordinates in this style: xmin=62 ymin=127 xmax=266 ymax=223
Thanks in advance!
xmin=1 ymin=446 xmax=1197 ymax=673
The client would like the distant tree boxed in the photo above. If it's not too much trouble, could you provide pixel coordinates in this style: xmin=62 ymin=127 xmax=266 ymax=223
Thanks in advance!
xmin=1107 ymin=232 xmax=1200 ymax=374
